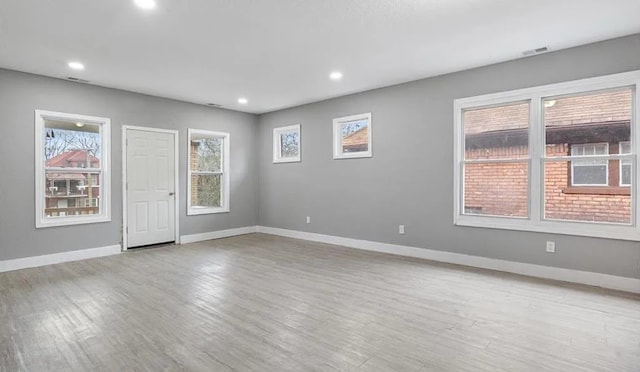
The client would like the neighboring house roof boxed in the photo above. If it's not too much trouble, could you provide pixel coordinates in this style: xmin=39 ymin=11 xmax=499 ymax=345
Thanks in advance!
xmin=464 ymin=90 xmax=632 ymax=134
xmin=342 ymin=126 xmax=368 ymax=151
xmin=46 ymin=149 xmax=100 ymax=167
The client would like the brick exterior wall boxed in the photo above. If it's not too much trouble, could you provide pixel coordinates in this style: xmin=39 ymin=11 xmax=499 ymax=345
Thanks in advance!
xmin=464 ymin=144 xmax=631 ymax=223
xmin=464 ymin=146 xmax=528 ymax=217
xmin=543 ymin=144 xmax=630 ymax=224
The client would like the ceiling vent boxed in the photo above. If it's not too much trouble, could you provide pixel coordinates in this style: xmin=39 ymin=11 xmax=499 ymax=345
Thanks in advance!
xmin=522 ymin=46 xmax=549 ymax=56
xmin=67 ymin=77 xmax=90 ymax=83
xmin=206 ymin=103 xmax=222 ymax=108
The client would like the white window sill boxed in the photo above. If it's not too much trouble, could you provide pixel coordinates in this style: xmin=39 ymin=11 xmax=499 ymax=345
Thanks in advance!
xmin=187 ymin=207 xmax=230 ymax=216
xmin=273 ymin=157 xmax=301 ymax=164
xmin=36 ymin=215 xmax=111 ymax=229
xmin=333 ymin=152 xmax=372 ymax=159
xmin=455 ymin=214 xmax=640 ymax=241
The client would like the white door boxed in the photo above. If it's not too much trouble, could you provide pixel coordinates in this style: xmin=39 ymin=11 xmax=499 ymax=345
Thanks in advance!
xmin=126 ymin=129 xmax=176 ymax=248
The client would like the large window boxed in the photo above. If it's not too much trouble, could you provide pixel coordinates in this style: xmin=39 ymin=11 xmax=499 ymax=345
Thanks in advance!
xmin=187 ymin=129 xmax=230 ymax=215
xmin=454 ymin=71 xmax=639 ymax=240
xmin=35 ymin=110 xmax=111 ymax=228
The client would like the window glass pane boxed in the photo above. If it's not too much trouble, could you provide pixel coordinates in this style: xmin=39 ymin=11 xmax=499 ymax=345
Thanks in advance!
xmin=621 ymin=162 xmax=632 ymax=186
xmin=340 ymin=119 xmax=369 ymax=153
xmin=544 ymin=161 xmax=631 ymax=224
xmin=44 ymin=120 xmax=101 ymax=168
xmin=190 ymin=136 xmax=222 ymax=172
xmin=463 ymin=162 xmax=528 ymax=217
xmin=191 ymin=174 xmax=221 ymax=208
xmin=620 ymin=141 xmax=631 ymax=154
xmin=619 ymin=141 xmax=632 ymax=186
xmin=45 ymin=171 xmax=101 ymax=217
xmin=463 ymin=102 xmax=529 ymax=160
xmin=280 ymin=131 xmax=299 ymax=158
xmin=544 ymin=89 xmax=632 ymax=151
xmin=572 ymin=163 xmax=608 ymax=185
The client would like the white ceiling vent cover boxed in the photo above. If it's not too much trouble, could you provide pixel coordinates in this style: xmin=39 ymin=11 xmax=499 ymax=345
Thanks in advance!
xmin=523 ymin=46 xmax=549 ymax=56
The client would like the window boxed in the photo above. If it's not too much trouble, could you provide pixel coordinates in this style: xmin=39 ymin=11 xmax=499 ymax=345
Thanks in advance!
xmin=273 ymin=124 xmax=301 ymax=163
xmin=462 ymin=102 xmax=530 ymax=218
xmin=570 ymin=143 xmax=609 ymax=186
xmin=620 ymin=141 xmax=632 ymax=186
xmin=454 ymin=71 xmax=639 ymax=240
xmin=333 ymin=113 xmax=372 ymax=159
xmin=187 ymin=129 xmax=230 ymax=215
xmin=35 ymin=110 xmax=111 ymax=228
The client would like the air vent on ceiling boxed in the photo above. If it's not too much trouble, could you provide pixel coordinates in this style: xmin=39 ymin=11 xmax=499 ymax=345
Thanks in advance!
xmin=206 ymin=103 xmax=222 ymax=108
xmin=522 ymin=46 xmax=549 ymax=56
xmin=67 ymin=77 xmax=90 ymax=83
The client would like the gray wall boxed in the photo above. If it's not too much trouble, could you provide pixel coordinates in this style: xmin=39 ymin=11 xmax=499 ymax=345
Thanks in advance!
xmin=258 ymin=34 xmax=640 ymax=279
xmin=0 ymin=69 xmax=259 ymax=260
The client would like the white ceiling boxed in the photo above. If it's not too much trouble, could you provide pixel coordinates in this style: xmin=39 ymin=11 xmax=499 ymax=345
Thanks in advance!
xmin=0 ymin=0 xmax=638 ymax=114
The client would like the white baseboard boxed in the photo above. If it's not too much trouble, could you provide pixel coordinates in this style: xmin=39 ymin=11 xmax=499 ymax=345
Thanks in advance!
xmin=0 ymin=244 xmax=122 ymax=273
xmin=180 ymin=226 xmax=258 ymax=244
xmin=257 ymin=226 xmax=640 ymax=294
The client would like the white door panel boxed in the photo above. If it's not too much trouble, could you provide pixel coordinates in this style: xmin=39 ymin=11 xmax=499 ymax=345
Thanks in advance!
xmin=126 ymin=129 xmax=175 ymax=247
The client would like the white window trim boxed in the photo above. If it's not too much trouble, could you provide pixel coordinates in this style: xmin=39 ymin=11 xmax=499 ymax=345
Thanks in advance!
xmin=187 ymin=129 xmax=230 ymax=215
xmin=35 ymin=110 xmax=111 ymax=228
xmin=333 ymin=112 xmax=372 ymax=159
xmin=570 ymin=143 xmax=609 ymax=187
xmin=273 ymin=124 xmax=301 ymax=163
xmin=620 ymin=141 xmax=632 ymax=187
xmin=453 ymin=70 xmax=640 ymax=241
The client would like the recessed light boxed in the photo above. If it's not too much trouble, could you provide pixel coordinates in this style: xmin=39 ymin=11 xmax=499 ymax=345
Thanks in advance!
xmin=134 ymin=0 xmax=156 ymax=10
xmin=238 ymin=97 xmax=248 ymax=105
xmin=75 ymin=122 xmax=85 ymax=128
xmin=329 ymin=71 xmax=343 ymax=81
xmin=68 ymin=61 xmax=85 ymax=71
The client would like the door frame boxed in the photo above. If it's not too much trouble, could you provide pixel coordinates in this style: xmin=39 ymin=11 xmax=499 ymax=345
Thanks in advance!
xmin=122 ymin=125 xmax=180 ymax=251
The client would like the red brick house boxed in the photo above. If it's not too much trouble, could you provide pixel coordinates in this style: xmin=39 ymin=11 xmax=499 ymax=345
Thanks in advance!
xmin=464 ymin=90 xmax=632 ymax=223
xmin=45 ymin=149 xmax=100 ymax=216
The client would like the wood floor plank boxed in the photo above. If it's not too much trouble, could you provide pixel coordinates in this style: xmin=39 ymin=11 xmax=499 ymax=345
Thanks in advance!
xmin=0 ymin=233 xmax=638 ymax=371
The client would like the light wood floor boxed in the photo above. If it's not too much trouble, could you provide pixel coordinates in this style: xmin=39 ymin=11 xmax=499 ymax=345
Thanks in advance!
xmin=1 ymin=233 xmax=639 ymax=371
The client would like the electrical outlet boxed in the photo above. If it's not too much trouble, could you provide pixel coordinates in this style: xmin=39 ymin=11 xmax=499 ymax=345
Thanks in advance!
xmin=399 ymin=225 xmax=405 ymax=234
xmin=306 ymin=216 xmax=311 ymax=224
xmin=546 ymin=241 xmax=556 ymax=253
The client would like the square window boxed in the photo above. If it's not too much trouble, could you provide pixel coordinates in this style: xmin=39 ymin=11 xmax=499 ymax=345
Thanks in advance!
xmin=333 ymin=113 xmax=372 ymax=159
xmin=273 ymin=124 xmax=301 ymax=163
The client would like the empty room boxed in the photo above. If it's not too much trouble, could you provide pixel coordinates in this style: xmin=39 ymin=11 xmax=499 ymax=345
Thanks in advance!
xmin=1 ymin=0 xmax=639 ymax=371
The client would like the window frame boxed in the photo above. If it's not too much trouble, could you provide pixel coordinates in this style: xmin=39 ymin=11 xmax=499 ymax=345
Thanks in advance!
xmin=187 ymin=128 xmax=230 ymax=215
xmin=35 ymin=110 xmax=111 ymax=228
xmin=273 ymin=124 xmax=301 ymax=163
xmin=570 ymin=143 xmax=610 ymax=187
xmin=453 ymin=70 xmax=640 ymax=241
xmin=333 ymin=113 xmax=372 ymax=159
